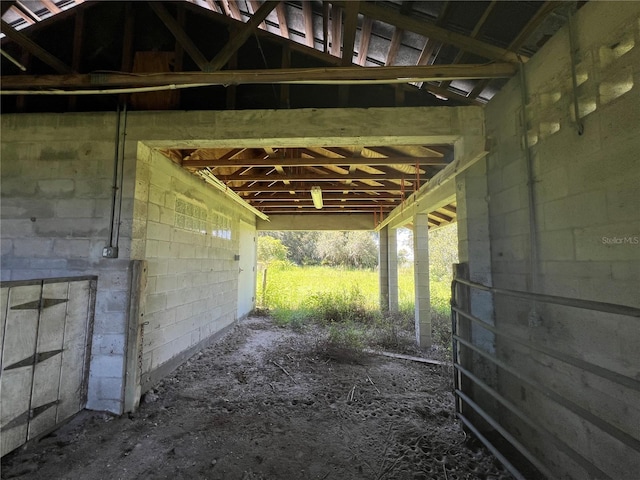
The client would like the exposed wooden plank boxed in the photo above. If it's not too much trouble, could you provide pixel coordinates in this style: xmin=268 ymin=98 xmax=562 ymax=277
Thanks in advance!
xmin=215 ymin=170 xmax=419 ymax=181
xmin=208 ymin=0 xmax=279 ymax=71
xmin=1 ymin=2 xmax=16 ymax=16
xmin=322 ymin=1 xmax=329 ymax=52
xmin=183 ymin=1 xmax=479 ymax=104
xmin=303 ymin=0 xmax=315 ymax=48
xmin=244 ymin=192 xmax=401 ymax=201
xmin=174 ymin=4 xmax=186 ymax=72
xmin=205 ymin=0 xmax=221 ymax=14
xmin=226 ymin=0 xmax=242 ymax=21
xmin=183 ymin=155 xmax=446 ymax=167
xmin=341 ymin=0 xmax=358 ymax=66
xmin=275 ymin=2 xmax=289 ymax=38
xmin=248 ymin=0 xmax=268 ymax=30
xmin=68 ymin=7 xmax=84 ymax=110
xmin=439 ymin=0 xmax=497 ymax=90
xmin=0 ymin=19 xmax=72 ymax=73
xmin=40 ymin=0 xmax=62 ymax=14
xmin=329 ymin=4 xmax=342 ymax=57
xmin=225 ymin=51 xmax=237 ymax=109
xmin=259 ymin=207 xmax=394 ymax=213
xmin=469 ymin=1 xmax=558 ymax=100
xmin=9 ymin=5 xmax=36 ymax=25
xmin=234 ymin=183 xmax=404 ymax=193
xmin=330 ymin=0 xmax=525 ymax=63
xmin=386 ymin=28 xmax=403 ymax=66
xmin=57 ymin=280 xmax=92 ymax=421
xmin=249 ymin=201 xmax=396 ymax=208
xmin=28 ymin=282 xmax=67 ymax=440
xmin=1 ymin=63 xmax=517 ymax=90
xmin=356 ymin=16 xmax=372 ymax=66
xmin=15 ymin=1 xmax=40 ymax=22
xmin=148 ymin=2 xmax=209 ymax=71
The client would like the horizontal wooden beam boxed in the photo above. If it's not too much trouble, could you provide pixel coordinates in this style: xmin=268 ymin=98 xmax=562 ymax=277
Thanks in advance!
xmin=242 ymin=192 xmax=401 ymax=201
xmin=250 ymin=201 xmax=397 ymax=208
xmin=259 ymin=207 xmax=395 ymax=213
xmin=0 ymin=63 xmax=518 ymax=91
xmin=234 ymin=184 xmax=404 ymax=193
xmin=183 ymin=155 xmax=447 ymax=167
xmin=216 ymin=171 xmax=416 ymax=181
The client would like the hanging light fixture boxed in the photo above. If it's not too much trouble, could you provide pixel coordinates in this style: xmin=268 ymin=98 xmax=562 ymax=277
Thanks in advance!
xmin=310 ymin=186 xmax=323 ymax=209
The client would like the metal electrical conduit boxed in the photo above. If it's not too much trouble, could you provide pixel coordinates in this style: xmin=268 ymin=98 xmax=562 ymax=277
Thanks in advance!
xmin=106 ymin=103 xmax=128 ymax=257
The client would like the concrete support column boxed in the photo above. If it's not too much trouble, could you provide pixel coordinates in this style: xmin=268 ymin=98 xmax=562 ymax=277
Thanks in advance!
xmin=413 ymin=213 xmax=431 ymax=347
xmin=378 ymin=226 xmax=389 ymax=311
xmin=388 ymin=228 xmax=399 ymax=312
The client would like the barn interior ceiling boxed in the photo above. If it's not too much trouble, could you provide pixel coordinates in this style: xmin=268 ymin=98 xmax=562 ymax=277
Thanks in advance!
xmin=0 ymin=0 xmax=571 ymax=224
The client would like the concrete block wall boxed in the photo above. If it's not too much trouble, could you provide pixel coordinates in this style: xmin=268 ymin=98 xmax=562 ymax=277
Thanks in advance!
xmin=132 ymin=144 xmax=255 ymax=383
xmin=479 ymin=3 xmax=640 ymax=478
xmin=0 ymin=112 xmax=134 ymax=413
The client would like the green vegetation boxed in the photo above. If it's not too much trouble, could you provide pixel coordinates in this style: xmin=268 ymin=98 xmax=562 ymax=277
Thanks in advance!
xmin=256 ymin=224 xmax=457 ymax=358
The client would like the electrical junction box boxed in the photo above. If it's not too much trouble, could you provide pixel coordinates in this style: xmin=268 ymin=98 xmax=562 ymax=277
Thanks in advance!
xmin=102 ymin=246 xmax=119 ymax=258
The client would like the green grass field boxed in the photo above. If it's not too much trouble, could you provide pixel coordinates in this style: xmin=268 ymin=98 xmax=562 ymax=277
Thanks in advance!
xmin=256 ymin=265 xmax=453 ymax=349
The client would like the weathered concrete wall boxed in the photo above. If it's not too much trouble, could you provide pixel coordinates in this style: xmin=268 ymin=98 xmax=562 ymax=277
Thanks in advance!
xmin=477 ymin=2 xmax=640 ymax=478
xmin=1 ymin=112 xmax=134 ymax=413
xmin=132 ymin=144 xmax=254 ymax=390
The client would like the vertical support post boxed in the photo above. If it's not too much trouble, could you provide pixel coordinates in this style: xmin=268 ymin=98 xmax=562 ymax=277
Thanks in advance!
xmin=123 ymin=259 xmax=148 ymax=413
xmin=413 ymin=213 xmax=431 ymax=347
xmin=388 ymin=227 xmax=399 ymax=312
xmin=452 ymin=262 xmax=472 ymax=416
xmin=378 ymin=226 xmax=390 ymax=311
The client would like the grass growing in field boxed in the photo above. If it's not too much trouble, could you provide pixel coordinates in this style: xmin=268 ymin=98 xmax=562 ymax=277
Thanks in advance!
xmin=256 ymin=264 xmax=452 ymax=353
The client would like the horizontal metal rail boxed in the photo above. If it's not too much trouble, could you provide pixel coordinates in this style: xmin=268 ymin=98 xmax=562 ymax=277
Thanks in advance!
xmin=455 ymin=363 xmax=612 ymax=480
xmin=454 ymin=334 xmax=640 ymax=452
xmin=450 ymin=274 xmax=639 ymax=479
xmin=455 ymin=389 xmax=557 ymax=480
xmin=451 ymin=305 xmax=640 ymax=391
xmin=453 ymin=277 xmax=640 ymax=317
xmin=456 ymin=412 xmax=527 ymax=480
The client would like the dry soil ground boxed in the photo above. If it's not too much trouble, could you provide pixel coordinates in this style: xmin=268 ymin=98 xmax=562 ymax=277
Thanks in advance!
xmin=1 ymin=316 xmax=512 ymax=480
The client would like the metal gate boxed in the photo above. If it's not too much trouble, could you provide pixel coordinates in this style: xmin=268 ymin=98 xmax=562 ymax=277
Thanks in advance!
xmin=0 ymin=276 xmax=96 ymax=457
xmin=450 ymin=264 xmax=640 ymax=479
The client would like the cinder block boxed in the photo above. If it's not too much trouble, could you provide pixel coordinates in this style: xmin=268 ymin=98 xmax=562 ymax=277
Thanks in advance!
xmin=538 ymin=229 xmax=576 ymax=261
xmin=12 ymin=238 xmax=53 ymax=257
xmin=93 ymin=334 xmax=126 ymax=356
xmin=146 ymin=292 xmax=167 ymax=314
xmin=606 ymin=187 xmax=640 ymax=222
xmin=490 ymin=185 xmax=523 ymax=215
xmin=53 ymin=239 xmax=90 ymax=258
xmin=37 ymin=179 xmax=75 ymax=197
xmin=574 ymin=222 xmax=640 ymax=261
xmin=97 ymin=377 xmax=124 ymax=401
xmin=543 ymin=190 xmax=607 ymax=230
xmin=89 ymin=353 xmax=124 ymax=379
xmin=146 ymin=221 xmax=171 ymax=242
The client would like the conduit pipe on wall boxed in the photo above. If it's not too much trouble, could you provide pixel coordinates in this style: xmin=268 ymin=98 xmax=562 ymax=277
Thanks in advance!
xmin=104 ymin=103 xmax=128 ymax=258
xmin=518 ymin=64 xmax=542 ymax=327
xmin=567 ymin=8 xmax=585 ymax=136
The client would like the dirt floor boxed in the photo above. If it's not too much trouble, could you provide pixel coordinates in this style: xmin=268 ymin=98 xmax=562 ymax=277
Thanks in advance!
xmin=1 ymin=316 xmax=513 ymax=480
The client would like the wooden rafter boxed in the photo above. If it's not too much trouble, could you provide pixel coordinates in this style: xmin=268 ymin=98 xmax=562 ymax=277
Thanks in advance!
xmin=233 ymin=184 xmax=403 ymax=192
xmin=329 ymin=4 xmax=342 ymax=57
xmin=357 ymin=16 xmax=372 ymax=66
xmin=468 ymin=0 xmax=558 ymax=99
xmin=148 ymin=2 xmax=209 ymax=71
xmin=0 ymin=19 xmax=72 ymax=73
xmin=182 ymin=155 xmax=446 ymax=168
xmin=330 ymin=0 xmax=526 ymax=63
xmin=208 ymin=0 xmax=279 ymax=71
xmin=8 ymin=5 xmax=35 ymax=25
xmin=248 ymin=0 xmax=268 ymax=31
xmin=386 ymin=28 xmax=403 ymax=66
xmin=242 ymin=192 xmax=401 ymax=201
xmin=341 ymin=0 xmax=358 ymax=66
xmin=40 ymin=0 xmax=61 ymax=14
xmin=302 ymin=1 xmax=314 ymax=48
xmin=214 ymin=170 xmax=423 ymax=182
xmin=275 ymin=2 xmax=289 ymax=38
